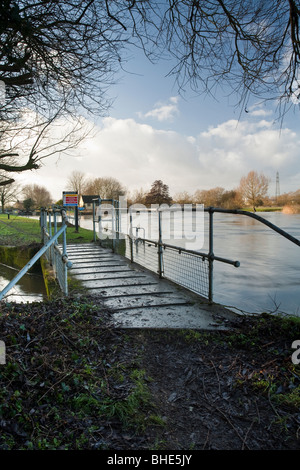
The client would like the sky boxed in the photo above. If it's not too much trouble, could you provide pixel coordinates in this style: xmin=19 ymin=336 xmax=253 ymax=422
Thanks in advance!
xmin=16 ymin=48 xmax=300 ymax=203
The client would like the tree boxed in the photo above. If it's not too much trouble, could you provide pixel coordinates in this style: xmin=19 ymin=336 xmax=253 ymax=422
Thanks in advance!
xmin=22 ymin=184 xmax=52 ymax=208
xmin=127 ymin=188 xmax=147 ymax=206
xmin=155 ymin=0 xmax=300 ymax=114
xmin=0 ymin=174 xmax=20 ymax=211
xmin=0 ymin=112 xmax=90 ymax=186
xmin=144 ymin=180 xmax=172 ymax=206
xmin=1 ymin=1 xmax=299 ymax=185
xmin=219 ymin=189 xmax=243 ymax=209
xmin=67 ymin=171 xmax=87 ymax=201
xmin=239 ymin=171 xmax=270 ymax=211
xmin=23 ymin=197 xmax=34 ymax=212
xmin=172 ymin=191 xmax=193 ymax=205
xmin=84 ymin=177 xmax=125 ymax=200
xmin=0 ymin=0 xmax=128 ymax=185
xmin=193 ymin=187 xmax=225 ymax=207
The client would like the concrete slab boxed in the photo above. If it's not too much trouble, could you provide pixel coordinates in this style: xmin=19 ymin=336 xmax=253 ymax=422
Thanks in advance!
xmin=68 ymin=243 xmax=238 ymax=329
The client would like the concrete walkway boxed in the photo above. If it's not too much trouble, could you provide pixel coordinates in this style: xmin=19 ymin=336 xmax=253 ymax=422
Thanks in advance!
xmin=67 ymin=243 xmax=238 ymax=329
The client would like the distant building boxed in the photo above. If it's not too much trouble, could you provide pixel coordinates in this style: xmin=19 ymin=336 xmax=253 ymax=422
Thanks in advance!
xmin=80 ymin=195 xmax=99 ymax=211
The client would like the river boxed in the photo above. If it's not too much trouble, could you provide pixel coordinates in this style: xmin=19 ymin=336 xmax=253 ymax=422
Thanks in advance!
xmin=0 ymin=262 xmax=47 ymax=303
xmin=78 ymin=210 xmax=300 ymax=316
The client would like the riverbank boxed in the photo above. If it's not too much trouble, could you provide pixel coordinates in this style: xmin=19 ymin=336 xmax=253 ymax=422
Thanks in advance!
xmin=0 ymin=214 xmax=96 ymax=301
xmin=0 ymin=213 xmax=95 ymax=246
xmin=0 ymin=295 xmax=299 ymax=451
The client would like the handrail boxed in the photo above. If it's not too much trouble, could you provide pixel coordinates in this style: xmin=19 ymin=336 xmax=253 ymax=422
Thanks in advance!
xmin=41 ymin=207 xmax=72 ymax=295
xmin=0 ymin=208 xmax=72 ymax=301
xmin=97 ymin=202 xmax=300 ymax=305
xmin=0 ymin=224 xmax=67 ymax=301
xmin=205 ymin=207 xmax=300 ymax=247
xmin=134 ymin=236 xmax=240 ymax=267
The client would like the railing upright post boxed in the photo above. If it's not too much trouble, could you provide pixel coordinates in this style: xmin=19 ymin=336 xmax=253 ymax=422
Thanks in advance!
xmin=112 ymin=203 xmax=116 ymax=252
xmin=40 ymin=208 xmax=44 ymax=242
xmin=62 ymin=210 xmax=68 ymax=296
xmin=53 ymin=208 xmax=57 ymax=237
xmin=129 ymin=212 xmax=134 ymax=263
xmin=208 ymin=207 xmax=214 ymax=304
xmin=48 ymin=210 xmax=52 ymax=264
xmin=93 ymin=200 xmax=96 ymax=242
xmin=158 ymin=211 xmax=163 ymax=278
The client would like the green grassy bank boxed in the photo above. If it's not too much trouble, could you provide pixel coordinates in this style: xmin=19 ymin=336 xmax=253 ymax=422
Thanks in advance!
xmin=0 ymin=214 xmax=95 ymax=246
xmin=0 ymin=214 xmax=95 ymax=298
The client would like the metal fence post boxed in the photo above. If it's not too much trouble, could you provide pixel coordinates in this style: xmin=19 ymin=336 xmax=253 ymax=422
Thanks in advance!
xmin=62 ymin=211 xmax=68 ymax=296
xmin=40 ymin=208 xmax=45 ymax=242
xmin=208 ymin=207 xmax=214 ymax=304
xmin=129 ymin=212 xmax=134 ymax=263
xmin=158 ymin=211 xmax=164 ymax=278
xmin=53 ymin=208 xmax=57 ymax=237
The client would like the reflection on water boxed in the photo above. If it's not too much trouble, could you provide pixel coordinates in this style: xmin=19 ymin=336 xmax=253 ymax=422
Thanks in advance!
xmin=78 ymin=211 xmax=300 ymax=316
xmin=209 ymin=212 xmax=300 ymax=316
xmin=0 ymin=263 xmax=47 ymax=303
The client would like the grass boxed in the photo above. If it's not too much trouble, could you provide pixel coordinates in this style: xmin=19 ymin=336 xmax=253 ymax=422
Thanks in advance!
xmin=0 ymin=297 xmax=161 ymax=450
xmin=0 ymin=214 xmax=95 ymax=246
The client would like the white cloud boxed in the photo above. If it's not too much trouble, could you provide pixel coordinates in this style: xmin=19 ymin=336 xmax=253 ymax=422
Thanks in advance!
xmin=139 ymin=96 xmax=180 ymax=122
xmin=15 ymin=115 xmax=300 ymax=201
xmin=196 ymin=119 xmax=300 ymax=191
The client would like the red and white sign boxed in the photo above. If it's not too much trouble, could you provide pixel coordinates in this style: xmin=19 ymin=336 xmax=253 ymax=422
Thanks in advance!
xmin=63 ymin=191 xmax=78 ymax=206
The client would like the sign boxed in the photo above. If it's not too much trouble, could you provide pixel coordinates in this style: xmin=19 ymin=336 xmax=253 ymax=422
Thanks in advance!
xmin=63 ymin=191 xmax=78 ymax=207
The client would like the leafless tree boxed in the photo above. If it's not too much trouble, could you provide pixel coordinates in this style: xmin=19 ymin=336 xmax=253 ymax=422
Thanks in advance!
xmin=155 ymin=0 xmax=300 ymax=116
xmin=239 ymin=171 xmax=270 ymax=210
xmin=193 ymin=187 xmax=226 ymax=207
xmin=0 ymin=109 xmax=91 ymax=187
xmin=2 ymin=1 xmax=299 ymax=119
xmin=0 ymin=173 xmax=21 ymax=211
xmin=67 ymin=171 xmax=88 ymax=201
xmin=22 ymin=183 xmax=52 ymax=208
xmin=84 ymin=176 xmax=126 ymax=200
xmin=1 ymin=1 xmax=299 ymax=185
xmin=172 ymin=191 xmax=193 ymax=205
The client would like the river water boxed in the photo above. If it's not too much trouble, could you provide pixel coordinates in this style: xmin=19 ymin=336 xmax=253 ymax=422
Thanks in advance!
xmin=79 ymin=210 xmax=300 ymax=316
xmin=0 ymin=262 xmax=47 ymax=303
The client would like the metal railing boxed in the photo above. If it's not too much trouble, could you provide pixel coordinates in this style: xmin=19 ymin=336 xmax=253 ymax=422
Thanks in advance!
xmin=0 ymin=208 xmax=72 ymax=301
xmin=40 ymin=207 xmax=72 ymax=295
xmin=99 ymin=207 xmax=240 ymax=303
xmin=98 ymin=205 xmax=300 ymax=304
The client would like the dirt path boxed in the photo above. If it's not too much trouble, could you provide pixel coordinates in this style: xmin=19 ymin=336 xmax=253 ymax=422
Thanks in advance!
xmin=0 ymin=296 xmax=299 ymax=451
xmin=138 ymin=328 xmax=300 ymax=450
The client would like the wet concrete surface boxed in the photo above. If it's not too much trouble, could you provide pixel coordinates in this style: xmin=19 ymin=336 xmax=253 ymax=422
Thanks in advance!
xmin=67 ymin=243 xmax=239 ymax=329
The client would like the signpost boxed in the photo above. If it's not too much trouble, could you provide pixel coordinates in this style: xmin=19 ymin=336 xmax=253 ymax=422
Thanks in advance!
xmin=63 ymin=191 xmax=79 ymax=231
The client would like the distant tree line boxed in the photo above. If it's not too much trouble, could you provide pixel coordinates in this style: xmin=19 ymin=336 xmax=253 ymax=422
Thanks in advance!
xmin=127 ymin=171 xmax=271 ymax=211
xmin=2 ymin=170 xmax=300 ymax=213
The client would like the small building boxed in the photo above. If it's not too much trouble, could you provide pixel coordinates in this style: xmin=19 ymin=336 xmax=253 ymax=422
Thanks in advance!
xmin=79 ymin=195 xmax=99 ymax=212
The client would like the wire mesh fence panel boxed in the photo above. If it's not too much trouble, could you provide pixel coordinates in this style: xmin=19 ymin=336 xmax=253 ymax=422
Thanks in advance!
xmin=131 ymin=239 xmax=159 ymax=274
xmin=100 ymin=230 xmax=210 ymax=300
xmin=162 ymin=246 xmax=210 ymax=298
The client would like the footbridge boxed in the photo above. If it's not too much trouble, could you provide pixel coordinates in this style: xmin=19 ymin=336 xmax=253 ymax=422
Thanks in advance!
xmin=66 ymin=242 xmax=237 ymax=329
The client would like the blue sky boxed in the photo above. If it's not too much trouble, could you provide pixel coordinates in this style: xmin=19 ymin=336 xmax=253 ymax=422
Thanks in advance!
xmin=18 ymin=48 xmax=300 ymax=202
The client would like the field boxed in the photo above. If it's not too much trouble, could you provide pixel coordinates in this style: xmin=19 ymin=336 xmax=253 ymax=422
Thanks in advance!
xmin=0 ymin=214 xmax=95 ymax=246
